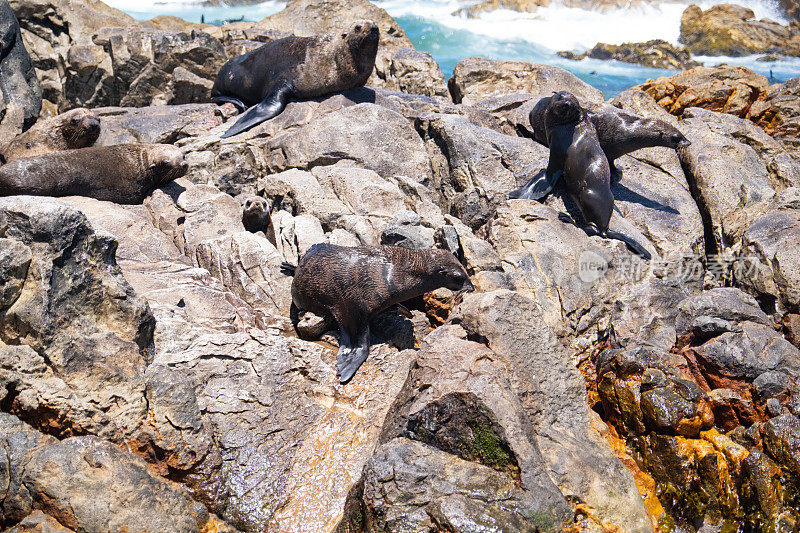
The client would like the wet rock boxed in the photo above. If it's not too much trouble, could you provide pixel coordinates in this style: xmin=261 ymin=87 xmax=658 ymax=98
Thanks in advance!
xmin=585 ymin=40 xmax=700 ymax=70
xmin=767 ymin=397 xmax=784 ymax=416
xmin=255 ymin=0 xmax=447 ymax=97
xmin=754 ymin=370 xmax=791 ymax=400
xmin=636 ymin=65 xmax=770 ymax=118
xmin=708 ymin=388 xmax=758 ymax=430
xmin=743 ymin=449 xmax=784 ymax=517
xmin=0 ymin=413 xmax=228 ymax=532
xmin=448 ymin=57 xmax=604 ymax=106
xmin=762 ymin=413 xmax=800 ymax=476
xmin=680 ymin=4 xmax=800 ymax=56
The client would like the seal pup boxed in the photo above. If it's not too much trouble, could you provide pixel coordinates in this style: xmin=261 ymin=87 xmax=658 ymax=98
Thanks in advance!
xmin=514 ymin=91 xmax=650 ymax=259
xmin=0 ymin=143 xmax=187 ymax=204
xmin=241 ymin=195 xmax=276 ymax=246
xmin=281 ymin=243 xmax=474 ymax=383
xmin=1 ymin=108 xmax=101 ymax=163
xmin=524 ymin=95 xmax=689 ymax=198
xmin=212 ymin=20 xmax=379 ymax=138
xmin=0 ymin=0 xmax=41 ymax=140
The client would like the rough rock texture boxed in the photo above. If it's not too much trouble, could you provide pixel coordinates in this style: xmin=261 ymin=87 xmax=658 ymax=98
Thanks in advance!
xmin=679 ymin=3 xmax=800 ymax=56
xmin=636 ymin=65 xmax=771 ymax=118
xmin=749 ymin=77 xmax=800 ymax=163
xmin=448 ymin=57 xmax=604 ymax=106
xmin=580 ymin=39 xmax=701 ymax=70
xmin=255 ymin=0 xmax=448 ymax=97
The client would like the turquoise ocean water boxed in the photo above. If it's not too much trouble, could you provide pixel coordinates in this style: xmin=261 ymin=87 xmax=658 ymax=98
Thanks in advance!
xmin=109 ymin=0 xmax=800 ymax=97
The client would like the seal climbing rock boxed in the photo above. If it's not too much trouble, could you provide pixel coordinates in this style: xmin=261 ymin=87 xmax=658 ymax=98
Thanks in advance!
xmin=282 ymin=243 xmax=474 ymax=383
xmin=0 ymin=143 xmax=187 ymax=204
xmin=1 ymin=108 xmax=101 ymax=162
xmin=0 ymin=0 xmax=42 ymax=143
xmin=211 ymin=20 xmax=379 ymax=138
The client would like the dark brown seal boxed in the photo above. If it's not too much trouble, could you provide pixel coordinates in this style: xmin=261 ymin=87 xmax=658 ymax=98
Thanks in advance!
xmin=1 ymin=108 xmax=101 ymax=163
xmin=212 ymin=20 xmax=379 ymax=138
xmin=525 ymin=95 xmax=689 ymax=197
xmin=0 ymin=143 xmax=187 ymax=204
xmin=241 ymin=195 xmax=276 ymax=246
xmin=512 ymin=91 xmax=650 ymax=258
xmin=281 ymin=243 xmax=474 ymax=383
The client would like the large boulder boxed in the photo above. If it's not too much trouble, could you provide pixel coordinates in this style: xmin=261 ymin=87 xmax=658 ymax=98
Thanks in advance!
xmin=679 ymin=4 xmax=800 ymax=56
xmin=255 ymin=0 xmax=448 ymax=97
xmin=579 ymin=39 xmax=701 ymax=70
xmin=749 ymin=77 xmax=800 ymax=163
xmin=0 ymin=0 xmax=42 ymax=141
xmin=448 ymin=58 xmax=604 ymax=106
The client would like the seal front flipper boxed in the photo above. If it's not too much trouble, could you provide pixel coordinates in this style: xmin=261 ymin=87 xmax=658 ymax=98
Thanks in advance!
xmin=336 ymin=325 xmax=370 ymax=384
xmin=211 ymin=95 xmax=248 ymax=112
xmin=510 ymin=169 xmax=562 ymax=200
xmin=220 ymin=80 xmax=294 ymax=138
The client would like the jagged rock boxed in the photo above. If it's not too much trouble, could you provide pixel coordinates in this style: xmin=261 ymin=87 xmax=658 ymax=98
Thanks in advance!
xmin=749 ymin=77 xmax=800 ymax=163
xmin=584 ymin=40 xmax=700 ymax=70
xmin=255 ymin=0 xmax=448 ymax=97
xmin=450 ymin=291 xmax=654 ymax=532
xmin=675 ymin=288 xmax=772 ymax=335
xmin=0 ymin=413 xmax=230 ymax=532
xmin=762 ymin=413 xmax=800 ymax=477
xmin=144 ymin=14 xmax=223 ymax=40
xmin=610 ymin=89 xmax=677 ymax=120
xmin=0 ymin=0 xmax=42 ymax=142
xmin=636 ymin=65 xmax=771 ymax=118
xmin=679 ymin=4 xmax=800 ymax=56
xmin=5 ymin=510 xmax=75 ymax=532
xmin=380 ymin=210 xmax=435 ymax=249
xmin=448 ymin=58 xmax=604 ymax=106
xmin=93 ymin=103 xmax=225 ymax=145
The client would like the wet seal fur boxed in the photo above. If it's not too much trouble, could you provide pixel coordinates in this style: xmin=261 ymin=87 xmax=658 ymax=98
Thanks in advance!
xmin=512 ymin=91 xmax=650 ymax=258
xmin=523 ymin=94 xmax=690 ymax=198
xmin=1 ymin=108 xmax=101 ymax=163
xmin=282 ymin=243 xmax=474 ymax=383
xmin=0 ymin=143 xmax=187 ymax=204
xmin=212 ymin=20 xmax=379 ymax=138
xmin=241 ymin=196 xmax=276 ymax=246
xmin=0 ymin=0 xmax=41 ymax=139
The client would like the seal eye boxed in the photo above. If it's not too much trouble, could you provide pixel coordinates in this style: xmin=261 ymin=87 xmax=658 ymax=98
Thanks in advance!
xmin=70 ymin=118 xmax=79 ymax=125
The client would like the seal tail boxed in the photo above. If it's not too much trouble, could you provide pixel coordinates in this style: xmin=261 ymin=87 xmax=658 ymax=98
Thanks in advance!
xmin=280 ymin=261 xmax=296 ymax=276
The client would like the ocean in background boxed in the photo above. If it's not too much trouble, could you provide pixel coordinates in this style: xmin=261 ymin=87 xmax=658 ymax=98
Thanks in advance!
xmin=107 ymin=0 xmax=800 ymax=97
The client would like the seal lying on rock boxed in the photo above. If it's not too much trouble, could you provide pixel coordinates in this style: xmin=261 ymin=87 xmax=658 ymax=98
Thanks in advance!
xmin=513 ymin=91 xmax=650 ymax=258
xmin=1 ymin=108 xmax=101 ymax=163
xmin=281 ymin=243 xmax=474 ymax=383
xmin=523 ymin=94 xmax=690 ymax=198
xmin=212 ymin=21 xmax=379 ymax=138
xmin=0 ymin=0 xmax=41 ymax=140
xmin=0 ymin=143 xmax=187 ymax=204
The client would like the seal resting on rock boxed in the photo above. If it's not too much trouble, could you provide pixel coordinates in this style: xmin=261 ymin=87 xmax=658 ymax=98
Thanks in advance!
xmin=281 ymin=243 xmax=474 ymax=383
xmin=524 ymin=95 xmax=690 ymax=198
xmin=513 ymin=91 xmax=650 ymax=258
xmin=241 ymin=195 xmax=276 ymax=246
xmin=1 ymin=108 xmax=101 ymax=163
xmin=212 ymin=20 xmax=379 ymax=138
xmin=0 ymin=144 xmax=187 ymax=204
xmin=0 ymin=0 xmax=41 ymax=141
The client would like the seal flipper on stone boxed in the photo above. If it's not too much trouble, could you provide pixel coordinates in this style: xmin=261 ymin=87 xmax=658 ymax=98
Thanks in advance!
xmin=510 ymin=169 xmax=562 ymax=200
xmin=335 ymin=319 xmax=371 ymax=384
xmin=210 ymin=95 xmax=247 ymax=112
xmin=221 ymin=81 xmax=294 ymax=138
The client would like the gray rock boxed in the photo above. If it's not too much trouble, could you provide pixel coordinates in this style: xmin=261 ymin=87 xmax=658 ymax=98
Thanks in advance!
xmin=0 ymin=0 xmax=41 ymax=141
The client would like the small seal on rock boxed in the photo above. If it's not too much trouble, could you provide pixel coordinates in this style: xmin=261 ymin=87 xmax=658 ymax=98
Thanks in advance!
xmin=0 ymin=0 xmax=42 ymax=140
xmin=513 ymin=91 xmax=650 ymax=258
xmin=0 ymin=143 xmax=187 ymax=204
xmin=211 ymin=20 xmax=379 ymax=138
xmin=241 ymin=195 xmax=276 ymax=245
xmin=281 ymin=243 xmax=474 ymax=383
xmin=525 ymin=95 xmax=689 ymax=196
xmin=1 ymin=108 xmax=101 ymax=163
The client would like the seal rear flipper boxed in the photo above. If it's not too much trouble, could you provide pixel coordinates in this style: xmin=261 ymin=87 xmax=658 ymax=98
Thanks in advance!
xmin=220 ymin=81 xmax=294 ymax=138
xmin=210 ymin=95 xmax=248 ymax=112
xmin=509 ymin=169 xmax=561 ymax=200
xmin=336 ymin=326 xmax=370 ymax=384
xmin=601 ymin=229 xmax=652 ymax=260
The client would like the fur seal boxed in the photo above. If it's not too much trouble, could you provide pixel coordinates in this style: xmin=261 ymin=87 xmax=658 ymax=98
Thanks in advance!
xmin=212 ymin=20 xmax=379 ymax=138
xmin=514 ymin=91 xmax=650 ymax=258
xmin=281 ymin=243 xmax=474 ymax=383
xmin=523 ymin=95 xmax=690 ymax=198
xmin=1 ymin=108 xmax=101 ymax=163
xmin=0 ymin=143 xmax=187 ymax=204
xmin=241 ymin=195 xmax=276 ymax=246
xmin=0 ymin=0 xmax=41 ymax=140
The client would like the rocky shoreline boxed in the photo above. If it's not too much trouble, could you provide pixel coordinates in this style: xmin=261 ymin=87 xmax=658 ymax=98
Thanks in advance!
xmin=2 ymin=0 xmax=800 ymax=531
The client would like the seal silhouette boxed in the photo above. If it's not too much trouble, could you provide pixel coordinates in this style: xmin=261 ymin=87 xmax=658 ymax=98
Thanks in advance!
xmin=524 ymin=95 xmax=690 ymax=198
xmin=1 ymin=108 xmax=101 ymax=163
xmin=0 ymin=0 xmax=41 ymax=139
xmin=513 ymin=91 xmax=650 ymax=258
xmin=0 ymin=144 xmax=187 ymax=204
xmin=282 ymin=243 xmax=474 ymax=383
xmin=212 ymin=20 xmax=379 ymax=138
